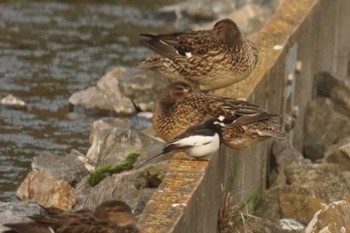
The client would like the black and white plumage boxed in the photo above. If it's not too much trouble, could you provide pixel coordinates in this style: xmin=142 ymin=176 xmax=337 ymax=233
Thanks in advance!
xmin=137 ymin=118 xmax=225 ymax=168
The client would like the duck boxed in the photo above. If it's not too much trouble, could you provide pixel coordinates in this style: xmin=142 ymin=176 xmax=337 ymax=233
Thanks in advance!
xmin=138 ymin=18 xmax=258 ymax=90
xmin=3 ymin=200 xmax=140 ymax=233
xmin=152 ymin=82 xmax=284 ymax=150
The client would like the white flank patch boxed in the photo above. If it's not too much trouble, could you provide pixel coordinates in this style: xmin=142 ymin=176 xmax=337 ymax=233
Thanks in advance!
xmin=187 ymin=134 xmax=220 ymax=157
xmin=170 ymin=133 xmax=220 ymax=157
xmin=185 ymin=52 xmax=192 ymax=58
xmin=173 ymin=135 xmax=212 ymax=147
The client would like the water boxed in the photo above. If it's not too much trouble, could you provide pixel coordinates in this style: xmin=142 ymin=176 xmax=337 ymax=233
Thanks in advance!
xmin=0 ymin=0 xmax=181 ymax=201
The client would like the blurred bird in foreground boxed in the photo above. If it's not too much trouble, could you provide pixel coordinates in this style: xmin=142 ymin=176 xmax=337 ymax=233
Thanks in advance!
xmin=137 ymin=117 xmax=226 ymax=168
xmin=138 ymin=18 xmax=258 ymax=90
xmin=152 ymin=82 xmax=284 ymax=150
xmin=3 ymin=200 xmax=140 ymax=233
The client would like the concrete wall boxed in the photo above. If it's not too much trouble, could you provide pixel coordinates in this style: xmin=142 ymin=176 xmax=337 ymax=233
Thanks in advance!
xmin=138 ymin=0 xmax=350 ymax=232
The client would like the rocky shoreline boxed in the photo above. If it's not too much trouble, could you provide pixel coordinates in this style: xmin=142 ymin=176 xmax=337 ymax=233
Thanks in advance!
xmin=3 ymin=69 xmax=350 ymax=232
xmin=220 ymin=72 xmax=350 ymax=233
xmin=5 ymin=0 xmax=350 ymax=232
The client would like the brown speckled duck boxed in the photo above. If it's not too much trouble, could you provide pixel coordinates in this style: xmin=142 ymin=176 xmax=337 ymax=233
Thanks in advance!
xmin=139 ymin=18 xmax=258 ymax=90
xmin=152 ymin=82 xmax=284 ymax=150
xmin=3 ymin=200 xmax=140 ymax=233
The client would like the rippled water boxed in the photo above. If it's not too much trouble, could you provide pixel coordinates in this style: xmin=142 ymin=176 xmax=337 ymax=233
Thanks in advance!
xmin=0 ymin=0 xmax=181 ymax=201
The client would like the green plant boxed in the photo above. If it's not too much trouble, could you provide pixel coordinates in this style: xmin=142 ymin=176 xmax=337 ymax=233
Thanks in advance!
xmin=88 ymin=152 xmax=140 ymax=187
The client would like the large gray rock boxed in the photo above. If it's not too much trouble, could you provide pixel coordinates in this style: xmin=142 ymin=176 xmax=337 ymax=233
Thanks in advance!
xmin=270 ymin=138 xmax=309 ymax=186
xmin=316 ymin=72 xmax=350 ymax=115
xmin=85 ymin=118 xmax=134 ymax=165
xmin=255 ymin=186 xmax=283 ymax=222
xmin=255 ymin=139 xmax=307 ymax=223
xmin=32 ymin=150 xmax=89 ymax=185
xmin=305 ymin=198 xmax=350 ymax=233
xmin=69 ymin=67 xmax=168 ymax=116
xmin=85 ymin=118 xmax=163 ymax=166
xmin=303 ymin=98 xmax=350 ymax=160
xmin=278 ymin=193 xmax=325 ymax=225
xmin=74 ymin=163 xmax=167 ymax=214
xmin=284 ymin=163 xmax=350 ymax=203
xmin=16 ymin=170 xmax=76 ymax=214
xmin=118 ymin=69 xmax=168 ymax=112
xmin=257 ymin=163 xmax=350 ymax=224
xmin=0 ymin=201 xmax=42 ymax=232
xmin=69 ymin=67 xmax=136 ymax=116
xmin=69 ymin=86 xmax=121 ymax=115
xmin=322 ymin=137 xmax=350 ymax=170
xmin=235 ymin=217 xmax=298 ymax=233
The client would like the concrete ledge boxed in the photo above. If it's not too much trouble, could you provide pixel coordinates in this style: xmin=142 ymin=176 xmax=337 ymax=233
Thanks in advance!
xmin=138 ymin=0 xmax=350 ymax=232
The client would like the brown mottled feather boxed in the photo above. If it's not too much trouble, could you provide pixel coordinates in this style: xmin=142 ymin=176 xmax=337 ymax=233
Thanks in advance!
xmin=3 ymin=200 xmax=140 ymax=233
xmin=223 ymin=119 xmax=285 ymax=149
xmin=152 ymin=82 xmax=284 ymax=149
xmin=139 ymin=18 xmax=258 ymax=90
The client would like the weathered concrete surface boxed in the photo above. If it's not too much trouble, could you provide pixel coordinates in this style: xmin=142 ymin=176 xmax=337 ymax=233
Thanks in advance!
xmin=139 ymin=152 xmax=225 ymax=233
xmin=138 ymin=0 xmax=350 ymax=232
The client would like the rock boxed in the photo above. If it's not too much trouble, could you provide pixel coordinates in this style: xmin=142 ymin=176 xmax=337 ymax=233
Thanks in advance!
xmin=341 ymin=171 xmax=350 ymax=189
xmin=32 ymin=150 xmax=89 ymax=186
xmin=69 ymin=67 xmax=136 ymax=116
xmin=0 ymin=201 xmax=42 ymax=232
xmin=235 ymin=217 xmax=293 ymax=233
xmin=257 ymin=163 xmax=350 ymax=224
xmin=279 ymin=219 xmax=305 ymax=232
xmin=85 ymin=118 xmax=133 ymax=164
xmin=74 ymin=163 xmax=167 ymax=214
xmin=85 ymin=118 xmax=163 ymax=166
xmin=270 ymin=138 xmax=309 ymax=186
xmin=96 ymin=67 xmax=136 ymax=115
xmin=303 ymin=98 xmax=350 ymax=160
xmin=284 ymin=163 xmax=350 ymax=203
xmin=0 ymin=94 xmax=27 ymax=110
xmin=316 ymin=72 xmax=350 ymax=115
xmin=255 ymin=186 xmax=282 ymax=222
xmin=118 ymin=69 xmax=168 ymax=112
xmin=68 ymin=67 xmax=170 ymax=117
xmin=279 ymin=193 xmax=325 ymax=224
xmin=305 ymin=198 xmax=350 ymax=233
xmin=16 ymin=170 xmax=76 ymax=213
xmin=69 ymin=86 xmax=117 ymax=115
xmin=323 ymin=137 xmax=350 ymax=170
